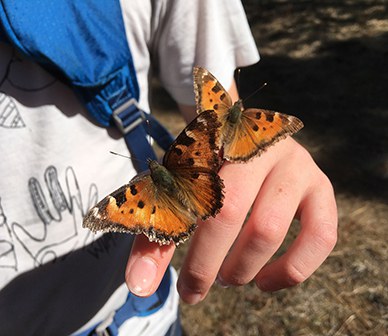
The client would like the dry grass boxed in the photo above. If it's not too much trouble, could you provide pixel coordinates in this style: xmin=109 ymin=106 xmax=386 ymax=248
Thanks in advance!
xmin=152 ymin=1 xmax=388 ymax=334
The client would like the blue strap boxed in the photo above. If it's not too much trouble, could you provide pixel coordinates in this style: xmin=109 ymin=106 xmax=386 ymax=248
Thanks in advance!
xmin=0 ymin=0 xmax=174 ymax=171
xmin=0 ymin=0 xmax=133 ymax=90
xmin=112 ymin=99 xmax=174 ymax=172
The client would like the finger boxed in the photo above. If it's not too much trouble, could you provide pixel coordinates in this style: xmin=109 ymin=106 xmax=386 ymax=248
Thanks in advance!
xmin=255 ymin=173 xmax=337 ymax=291
xmin=125 ymin=234 xmax=175 ymax=297
xmin=218 ymin=151 xmax=309 ymax=286
xmin=177 ymin=157 xmax=272 ymax=304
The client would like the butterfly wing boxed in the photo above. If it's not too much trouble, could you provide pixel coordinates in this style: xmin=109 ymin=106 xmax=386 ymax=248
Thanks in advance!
xmin=194 ymin=66 xmax=304 ymax=162
xmin=163 ymin=109 xmax=224 ymax=219
xmin=223 ymin=108 xmax=304 ymax=162
xmin=193 ymin=66 xmax=232 ymax=116
xmin=83 ymin=109 xmax=225 ymax=246
xmin=83 ymin=174 xmax=197 ymax=246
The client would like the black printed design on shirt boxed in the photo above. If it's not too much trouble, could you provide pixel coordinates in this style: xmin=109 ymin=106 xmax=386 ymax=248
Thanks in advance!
xmin=0 ymin=198 xmax=17 ymax=270
xmin=0 ymin=165 xmax=106 ymax=271
xmin=0 ymin=93 xmax=25 ymax=129
xmin=0 ymin=47 xmax=58 ymax=130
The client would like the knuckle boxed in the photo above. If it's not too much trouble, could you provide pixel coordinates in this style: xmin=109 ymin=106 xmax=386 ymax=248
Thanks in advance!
xmin=252 ymin=214 xmax=286 ymax=247
xmin=287 ymin=143 xmax=311 ymax=164
xmin=217 ymin=190 xmax=246 ymax=230
xmin=317 ymin=172 xmax=334 ymax=192
xmin=295 ymin=143 xmax=311 ymax=158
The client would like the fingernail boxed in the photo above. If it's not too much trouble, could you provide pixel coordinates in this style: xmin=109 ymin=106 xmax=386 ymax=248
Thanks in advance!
xmin=126 ymin=257 xmax=157 ymax=296
xmin=215 ymin=273 xmax=229 ymax=288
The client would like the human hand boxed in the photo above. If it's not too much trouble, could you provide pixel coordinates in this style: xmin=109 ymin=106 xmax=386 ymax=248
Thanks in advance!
xmin=125 ymin=137 xmax=337 ymax=304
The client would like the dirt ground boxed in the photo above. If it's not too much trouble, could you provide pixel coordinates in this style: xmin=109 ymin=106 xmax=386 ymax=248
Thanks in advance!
xmin=152 ymin=1 xmax=388 ymax=335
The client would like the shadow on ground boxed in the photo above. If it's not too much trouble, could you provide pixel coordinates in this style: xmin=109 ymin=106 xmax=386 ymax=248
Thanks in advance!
xmin=239 ymin=31 xmax=388 ymax=202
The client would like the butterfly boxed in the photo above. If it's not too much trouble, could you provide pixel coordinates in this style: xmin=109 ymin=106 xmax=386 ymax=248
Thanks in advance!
xmin=193 ymin=66 xmax=304 ymax=162
xmin=83 ymin=109 xmax=224 ymax=246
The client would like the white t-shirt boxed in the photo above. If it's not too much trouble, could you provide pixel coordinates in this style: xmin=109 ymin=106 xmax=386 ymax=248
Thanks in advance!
xmin=0 ymin=0 xmax=259 ymax=334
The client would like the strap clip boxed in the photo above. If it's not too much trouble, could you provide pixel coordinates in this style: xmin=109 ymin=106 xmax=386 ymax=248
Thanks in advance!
xmin=112 ymin=98 xmax=145 ymax=135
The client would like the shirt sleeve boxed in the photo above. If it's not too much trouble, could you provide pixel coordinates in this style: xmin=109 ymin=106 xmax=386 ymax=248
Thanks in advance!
xmin=151 ymin=0 xmax=260 ymax=106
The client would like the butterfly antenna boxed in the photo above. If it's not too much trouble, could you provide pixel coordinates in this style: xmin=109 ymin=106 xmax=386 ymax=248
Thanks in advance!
xmin=236 ymin=68 xmax=242 ymax=95
xmin=109 ymin=151 xmax=148 ymax=165
xmin=242 ymin=82 xmax=268 ymax=105
xmin=109 ymin=151 xmax=131 ymax=159
xmin=145 ymin=119 xmax=152 ymax=144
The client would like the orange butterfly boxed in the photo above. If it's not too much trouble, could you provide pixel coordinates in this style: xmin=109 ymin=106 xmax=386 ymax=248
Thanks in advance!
xmin=83 ymin=110 xmax=224 ymax=246
xmin=193 ymin=66 xmax=304 ymax=162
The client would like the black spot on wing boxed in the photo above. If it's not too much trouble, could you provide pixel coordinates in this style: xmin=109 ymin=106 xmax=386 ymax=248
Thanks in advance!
xmin=208 ymin=132 xmax=218 ymax=150
xmin=191 ymin=172 xmax=200 ymax=179
xmin=138 ymin=200 xmax=145 ymax=209
xmin=186 ymin=117 xmax=205 ymax=132
xmin=111 ymin=185 xmax=128 ymax=207
xmin=265 ymin=112 xmax=275 ymax=122
xmin=174 ymin=147 xmax=183 ymax=156
xmin=130 ymin=185 xmax=138 ymax=195
xmin=175 ymin=131 xmax=195 ymax=147
xmin=212 ymin=85 xmax=221 ymax=93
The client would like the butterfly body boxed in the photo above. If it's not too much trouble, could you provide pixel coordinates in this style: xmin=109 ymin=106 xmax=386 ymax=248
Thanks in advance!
xmin=226 ymin=100 xmax=243 ymax=124
xmin=148 ymin=159 xmax=178 ymax=197
xmin=193 ymin=66 xmax=304 ymax=162
xmin=83 ymin=110 xmax=224 ymax=246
